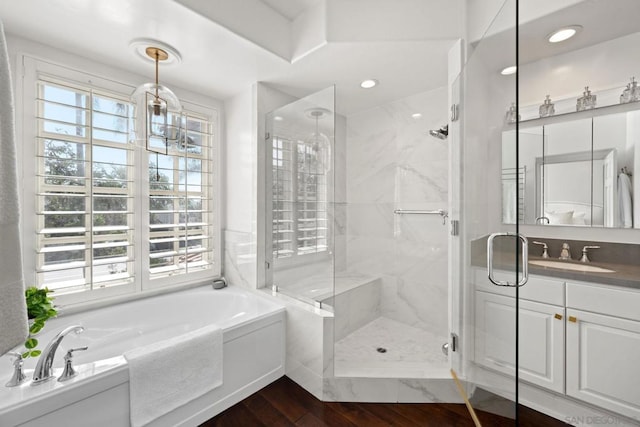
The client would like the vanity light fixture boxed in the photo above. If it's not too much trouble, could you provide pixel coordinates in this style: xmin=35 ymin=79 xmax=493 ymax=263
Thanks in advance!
xmin=360 ymin=79 xmax=378 ymax=89
xmin=411 ymin=113 xmax=422 ymax=119
xmin=274 ymin=115 xmax=284 ymax=121
xmin=130 ymin=40 xmax=182 ymax=155
xmin=547 ymin=25 xmax=582 ymax=43
xmin=501 ymin=66 xmax=517 ymax=75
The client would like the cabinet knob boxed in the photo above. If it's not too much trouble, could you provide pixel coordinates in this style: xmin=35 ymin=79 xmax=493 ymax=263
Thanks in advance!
xmin=554 ymin=313 xmax=563 ymax=320
xmin=568 ymin=316 xmax=578 ymax=323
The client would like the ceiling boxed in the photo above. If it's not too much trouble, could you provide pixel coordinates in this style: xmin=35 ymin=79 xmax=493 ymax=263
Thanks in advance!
xmin=3 ymin=1 xmax=627 ymax=116
xmin=473 ymin=0 xmax=640 ymax=77
xmin=0 ymin=0 xmax=463 ymax=116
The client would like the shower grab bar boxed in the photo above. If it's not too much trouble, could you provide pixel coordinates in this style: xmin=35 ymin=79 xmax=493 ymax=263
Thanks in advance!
xmin=393 ymin=209 xmax=448 ymax=224
xmin=487 ymin=232 xmax=529 ymax=287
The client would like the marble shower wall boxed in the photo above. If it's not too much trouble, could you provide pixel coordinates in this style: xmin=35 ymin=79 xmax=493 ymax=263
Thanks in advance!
xmin=345 ymin=87 xmax=449 ymax=337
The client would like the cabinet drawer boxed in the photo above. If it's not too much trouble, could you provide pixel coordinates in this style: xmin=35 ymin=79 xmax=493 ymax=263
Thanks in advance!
xmin=474 ymin=268 xmax=565 ymax=305
xmin=566 ymin=282 xmax=640 ymax=322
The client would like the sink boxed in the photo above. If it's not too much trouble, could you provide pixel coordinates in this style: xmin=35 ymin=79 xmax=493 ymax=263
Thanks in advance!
xmin=529 ymin=259 xmax=616 ymax=273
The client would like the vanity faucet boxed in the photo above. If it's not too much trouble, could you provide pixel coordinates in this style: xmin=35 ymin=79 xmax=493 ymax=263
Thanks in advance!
xmin=32 ymin=325 xmax=84 ymax=385
xmin=580 ymin=245 xmax=601 ymax=263
xmin=559 ymin=243 xmax=572 ymax=261
xmin=532 ymin=241 xmax=549 ymax=258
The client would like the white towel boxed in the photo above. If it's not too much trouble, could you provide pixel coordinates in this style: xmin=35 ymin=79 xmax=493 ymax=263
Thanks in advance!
xmin=502 ymin=180 xmax=516 ymax=224
xmin=0 ymin=19 xmax=28 ymax=357
xmin=124 ymin=325 xmax=223 ymax=427
xmin=618 ymin=172 xmax=633 ymax=228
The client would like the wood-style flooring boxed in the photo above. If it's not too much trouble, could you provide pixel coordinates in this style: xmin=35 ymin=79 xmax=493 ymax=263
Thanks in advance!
xmin=200 ymin=376 xmax=570 ymax=427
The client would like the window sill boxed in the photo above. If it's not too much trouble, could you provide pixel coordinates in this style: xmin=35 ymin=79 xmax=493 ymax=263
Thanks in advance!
xmin=53 ymin=276 xmax=219 ymax=317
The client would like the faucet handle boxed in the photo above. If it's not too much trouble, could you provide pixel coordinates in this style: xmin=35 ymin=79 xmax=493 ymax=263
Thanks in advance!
xmin=532 ymin=241 xmax=549 ymax=258
xmin=58 ymin=346 xmax=88 ymax=382
xmin=5 ymin=352 xmax=27 ymax=387
xmin=580 ymin=245 xmax=601 ymax=263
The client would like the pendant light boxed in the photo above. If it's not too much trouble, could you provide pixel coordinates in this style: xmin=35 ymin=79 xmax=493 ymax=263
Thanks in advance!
xmin=304 ymin=108 xmax=332 ymax=174
xmin=131 ymin=44 xmax=182 ymax=155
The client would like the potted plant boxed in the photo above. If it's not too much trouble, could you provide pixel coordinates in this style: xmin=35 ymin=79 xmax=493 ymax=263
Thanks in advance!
xmin=23 ymin=287 xmax=58 ymax=358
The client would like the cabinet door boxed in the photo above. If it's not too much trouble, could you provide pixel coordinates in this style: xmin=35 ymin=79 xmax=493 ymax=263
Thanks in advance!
xmin=475 ymin=291 xmax=565 ymax=392
xmin=567 ymin=309 xmax=640 ymax=420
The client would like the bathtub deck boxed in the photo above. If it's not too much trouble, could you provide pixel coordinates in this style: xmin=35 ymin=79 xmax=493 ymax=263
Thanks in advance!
xmin=201 ymin=376 xmax=570 ymax=426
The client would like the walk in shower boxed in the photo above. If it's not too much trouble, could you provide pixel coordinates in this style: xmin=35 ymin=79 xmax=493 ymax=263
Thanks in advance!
xmin=265 ymin=82 xmax=451 ymax=381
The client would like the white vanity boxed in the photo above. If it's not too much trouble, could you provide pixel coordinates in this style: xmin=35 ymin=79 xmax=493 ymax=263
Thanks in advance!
xmin=473 ymin=267 xmax=640 ymax=421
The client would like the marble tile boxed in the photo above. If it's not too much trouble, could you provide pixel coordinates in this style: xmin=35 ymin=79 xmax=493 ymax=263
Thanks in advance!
xmin=286 ymin=303 xmax=326 ymax=375
xmin=322 ymin=377 xmax=399 ymax=402
xmin=331 ymin=278 xmax=381 ymax=341
xmin=397 ymin=379 xmax=464 ymax=403
xmin=334 ymin=317 xmax=449 ymax=378
xmin=343 ymin=86 xmax=450 ymax=346
xmin=223 ymin=229 xmax=256 ymax=289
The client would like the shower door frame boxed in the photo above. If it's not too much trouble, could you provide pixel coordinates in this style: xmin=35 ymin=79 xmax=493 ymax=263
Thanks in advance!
xmin=449 ymin=0 xmax=522 ymax=422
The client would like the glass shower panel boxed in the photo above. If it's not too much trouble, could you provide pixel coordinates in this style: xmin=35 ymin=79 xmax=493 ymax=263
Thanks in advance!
xmin=264 ymin=87 xmax=335 ymax=307
xmin=454 ymin=0 xmax=519 ymax=421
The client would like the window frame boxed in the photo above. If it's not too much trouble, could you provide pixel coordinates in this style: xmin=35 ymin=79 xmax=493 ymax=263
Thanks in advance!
xmin=19 ymin=55 xmax=221 ymax=308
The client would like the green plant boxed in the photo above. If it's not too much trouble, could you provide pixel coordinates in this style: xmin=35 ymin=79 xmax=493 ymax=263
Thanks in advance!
xmin=23 ymin=287 xmax=58 ymax=358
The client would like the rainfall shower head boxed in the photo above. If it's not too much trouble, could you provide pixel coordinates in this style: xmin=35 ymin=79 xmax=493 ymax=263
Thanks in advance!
xmin=428 ymin=124 xmax=448 ymax=140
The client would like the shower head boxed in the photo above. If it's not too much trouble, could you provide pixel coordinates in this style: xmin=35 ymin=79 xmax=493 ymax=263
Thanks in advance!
xmin=428 ymin=124 xmax=448 ymax=140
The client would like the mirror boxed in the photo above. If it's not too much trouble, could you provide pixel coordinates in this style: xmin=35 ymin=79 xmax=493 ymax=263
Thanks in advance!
xmin=502 ymin=109 xmax=638 ymax=228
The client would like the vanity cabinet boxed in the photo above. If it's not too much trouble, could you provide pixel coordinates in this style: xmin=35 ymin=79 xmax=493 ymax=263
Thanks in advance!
xmin=475 ymin=291 xmax=565 ymax=393
xmin=474 ymin=269 xmax=565 ymax=393
xmin=566 ymin=282 xmax=640 ymax=420
xmin=474 ymin=270 xmax=640 ymax=420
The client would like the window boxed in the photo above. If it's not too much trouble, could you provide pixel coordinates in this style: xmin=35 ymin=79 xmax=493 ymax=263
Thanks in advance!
xmin=36 ymin=79 xmax=135 ymax=293
xmin=148 ymin=112 xmax=215 ymax=279
xmin=271 ymin=136 xmax=328 ymax=261
xmin=24 ymin=58 xmax=219 ymax=303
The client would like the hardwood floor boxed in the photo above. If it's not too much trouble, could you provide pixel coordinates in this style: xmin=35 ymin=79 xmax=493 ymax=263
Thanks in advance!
xmin=200 ymin=376 xmax=570 ymax=427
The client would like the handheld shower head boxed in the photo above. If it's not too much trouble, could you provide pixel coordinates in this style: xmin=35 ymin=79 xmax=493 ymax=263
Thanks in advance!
xmin=428 ymin=124 xmax=448 ymax=140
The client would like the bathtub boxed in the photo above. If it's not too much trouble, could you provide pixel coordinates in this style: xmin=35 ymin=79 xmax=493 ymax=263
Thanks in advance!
xmin=0 ymin=285 xmax=286 ymax=427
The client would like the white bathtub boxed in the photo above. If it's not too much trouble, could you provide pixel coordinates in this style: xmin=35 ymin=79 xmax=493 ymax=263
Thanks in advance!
xmin=0 ymin=285 xmax=286 ymax=427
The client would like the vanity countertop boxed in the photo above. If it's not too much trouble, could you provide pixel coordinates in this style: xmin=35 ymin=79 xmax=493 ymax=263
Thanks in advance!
xmin=471 ymin=235 xmax=640 ymax=290
xmin=525 ymin=256 xmax=640 ymax=289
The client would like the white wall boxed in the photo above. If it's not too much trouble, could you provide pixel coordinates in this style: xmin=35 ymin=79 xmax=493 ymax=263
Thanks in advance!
xmin=519 ymin=32 xmax=640 ymax=107
xmin=223 ymin=82 xmax=297 ymax=289
xmin=517 ymin=32 xmax=640 ymax=242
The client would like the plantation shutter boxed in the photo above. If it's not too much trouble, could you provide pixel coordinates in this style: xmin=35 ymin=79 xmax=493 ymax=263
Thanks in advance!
xmin=36 ymin=79 xmax=135 ymax=293
xmin=272 ymin=136 xmax=328 ymax=260
xmin=148 ymin=112 xmax=215 ymax=278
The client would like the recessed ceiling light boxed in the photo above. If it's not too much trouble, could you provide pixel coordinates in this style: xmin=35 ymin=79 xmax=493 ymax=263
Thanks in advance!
xmin=411 ymin=113 xmax=422 ymax=119
xmin=274 ymin=116 xmax=284 ymax=121
xmin=547 ymin=25 xmax=582 ymax=43
xmin=360 ymin=79 xmax=378 ymax=89
xmin=501 ymin=66 xmax=517 ymax=75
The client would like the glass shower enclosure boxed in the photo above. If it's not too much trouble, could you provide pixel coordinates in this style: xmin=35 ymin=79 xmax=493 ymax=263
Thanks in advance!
xmin=264 ymin=86 xmax=336 ymax=308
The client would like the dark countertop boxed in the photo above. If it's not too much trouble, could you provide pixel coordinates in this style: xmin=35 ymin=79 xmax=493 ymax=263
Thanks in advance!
xmin=470 ymin=236 xmax=640 ymax=290
xmin=526 ymin=256 xmax=640 ymax=289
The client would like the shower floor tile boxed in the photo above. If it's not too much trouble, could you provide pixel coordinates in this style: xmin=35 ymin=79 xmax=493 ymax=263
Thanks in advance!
xmin=334 ymin=316 xmax=450 ymax=378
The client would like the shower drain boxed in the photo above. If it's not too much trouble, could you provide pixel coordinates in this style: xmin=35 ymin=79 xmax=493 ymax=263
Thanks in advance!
xmin=376 ymin=347 xmax=387 ymax=353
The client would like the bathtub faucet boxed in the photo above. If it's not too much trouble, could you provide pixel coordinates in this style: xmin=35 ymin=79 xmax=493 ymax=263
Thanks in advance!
xmin=32 ymin=325 xmax=84 ymax=385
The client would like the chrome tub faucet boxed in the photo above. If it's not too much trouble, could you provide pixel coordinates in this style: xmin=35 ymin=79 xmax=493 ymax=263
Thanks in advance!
xmin=32 ymin=325 xmax=84 ymax=385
